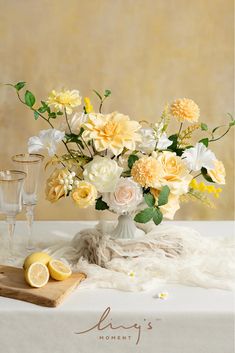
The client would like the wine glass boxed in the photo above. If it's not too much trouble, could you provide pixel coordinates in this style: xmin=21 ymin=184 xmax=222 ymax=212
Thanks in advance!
xmin=12 ymin=153 xmax=44 ymax=250
xmin=0 ymin=170 xmax=26 ymax=263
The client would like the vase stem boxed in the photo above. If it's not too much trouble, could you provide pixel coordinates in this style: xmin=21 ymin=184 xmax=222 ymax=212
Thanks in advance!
xmin=111 ymin=214 xmax=145 ymax=239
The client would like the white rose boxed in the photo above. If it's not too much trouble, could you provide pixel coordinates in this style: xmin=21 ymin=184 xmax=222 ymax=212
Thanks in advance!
xmin=103 ymin=177 xmax=143 ymax=214
xmin=83 ymin=156 xmax=123 ymax=192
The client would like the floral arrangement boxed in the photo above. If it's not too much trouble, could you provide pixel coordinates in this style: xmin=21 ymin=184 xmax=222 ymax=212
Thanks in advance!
xmin=8 ymin=82 xmax=234 ymax=225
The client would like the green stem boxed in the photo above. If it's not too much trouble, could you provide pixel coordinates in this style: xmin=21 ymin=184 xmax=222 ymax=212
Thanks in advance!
xmin=16 ymin=91 xmax=54 ymax=128
xmin=193 ymin=172 xmax=202 ymax=179
xmin=178 ymin=122 xmax=183 ymax=136
xmin=209 ymin=126 xmax=231 ymax=142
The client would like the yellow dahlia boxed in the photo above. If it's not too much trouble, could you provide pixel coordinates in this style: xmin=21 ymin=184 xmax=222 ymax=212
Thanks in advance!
xmin=47 ymin=89 xmax=82 ymax=115
xmin=131 ymin=156 xmax=163 ymax=188
xmin=170 ymin=98 xmax=200 ymax=123
xmin=82 ymin=112 xmax=141 ymax=155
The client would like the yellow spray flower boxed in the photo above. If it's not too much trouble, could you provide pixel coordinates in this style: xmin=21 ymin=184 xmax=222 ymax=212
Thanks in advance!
xmin=190 ymin=179 xmax=222 ymax=198
xmin=84 ymin=97 xmax=93 ymax=113
xmin=47 ymin=89 xmax=82 ymax=114
xmin=170 ymin=98 xmax=200 ymax=123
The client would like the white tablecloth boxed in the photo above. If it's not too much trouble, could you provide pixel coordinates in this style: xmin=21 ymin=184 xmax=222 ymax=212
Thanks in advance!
xmin=0 ymin=221 xmax=234 ymax=353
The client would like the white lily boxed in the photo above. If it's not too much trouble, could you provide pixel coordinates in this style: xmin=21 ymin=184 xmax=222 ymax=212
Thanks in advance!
xmin=28 ymin=129 xmax=65 ymax=156
xmin=156 ymin=132 xmax=172 ymax=150
xmin=181 ymin=142 xmax=216 ymax=171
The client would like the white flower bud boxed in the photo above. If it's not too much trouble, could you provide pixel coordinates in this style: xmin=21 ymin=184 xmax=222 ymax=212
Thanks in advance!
xmin=74 ymin=180 xmax=79 ymax=186
xmin=68 ymin=185 xmax=72 ymax=190
xmin=71 ymin=171 xmax=76 ymax=177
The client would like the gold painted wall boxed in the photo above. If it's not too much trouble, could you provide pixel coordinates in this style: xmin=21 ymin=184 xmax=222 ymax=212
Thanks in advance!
xmin=0 ymin=0 xmax=234 ymax=220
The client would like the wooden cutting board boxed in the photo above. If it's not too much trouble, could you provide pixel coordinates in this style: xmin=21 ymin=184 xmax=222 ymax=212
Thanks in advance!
xmin=0 ymin=265 xmax=86 ymax=308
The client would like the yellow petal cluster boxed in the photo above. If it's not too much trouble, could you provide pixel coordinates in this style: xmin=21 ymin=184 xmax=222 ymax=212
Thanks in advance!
xmin=190 ymin=179 xmax=222 ymax=198
xmin=71 ymin=181 xmax=97 ymax=208
xmin=131 ymin=157 xmax=163 ymax=188
xmin=84 ymin=97 xmax=93 ymax=113
xmin=47 ymin=89 xmax=82 ymax=115
xmin=170 ymin=98 xmax=200 ymax=123
xmin=45 ymin=168 xmax=69 ymax=203
xmin=82 ymin=112 xmax=141 ymax=155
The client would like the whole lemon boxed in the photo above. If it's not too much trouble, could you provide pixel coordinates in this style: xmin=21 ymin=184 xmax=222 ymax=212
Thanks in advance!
xmin=23 ymin=252 xmax=52 ymax=270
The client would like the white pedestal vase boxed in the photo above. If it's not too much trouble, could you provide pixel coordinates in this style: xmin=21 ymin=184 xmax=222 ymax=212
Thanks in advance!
xmin=111 ymin=214 xmax=145 ymax=239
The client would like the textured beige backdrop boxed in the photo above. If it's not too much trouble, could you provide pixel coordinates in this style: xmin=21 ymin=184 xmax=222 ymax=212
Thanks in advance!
xmin=0 ymin=0 xmax=234 ymax=221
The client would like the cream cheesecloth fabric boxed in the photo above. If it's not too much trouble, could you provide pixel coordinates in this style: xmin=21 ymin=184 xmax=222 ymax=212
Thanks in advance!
xmin=44 ymin=222 xmax=235 ymax=292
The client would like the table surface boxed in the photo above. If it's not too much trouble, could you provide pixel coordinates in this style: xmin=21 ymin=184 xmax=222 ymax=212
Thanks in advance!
xmin=0 ymin=221 xmax=234 ymax=353
xmin=0 ymin=220 xmax=233 ymax=313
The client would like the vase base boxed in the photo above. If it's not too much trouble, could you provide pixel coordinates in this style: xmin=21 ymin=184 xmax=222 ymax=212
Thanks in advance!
xmin=111 ymin=214 xmax=145 ymax=239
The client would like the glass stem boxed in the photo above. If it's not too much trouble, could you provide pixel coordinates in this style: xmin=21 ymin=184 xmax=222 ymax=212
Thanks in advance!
xmin=6 ymin=216 xmax=16 ymax=256
xmin=26 ymin=205 xmax=35 ymax=249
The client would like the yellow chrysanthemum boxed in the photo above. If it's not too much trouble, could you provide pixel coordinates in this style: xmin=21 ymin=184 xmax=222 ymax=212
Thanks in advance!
xmin=82 ymin=112 xmax=141 ymax=155
xmin=84 ymin=97 xmax=93 ymax=113
xmin=131 ymin=157 xmax=163 ymax=188
xmin=47 ymin=89 xmax=82 ymax=115
xmin=170 ymin=98 xmax=200 ymax=123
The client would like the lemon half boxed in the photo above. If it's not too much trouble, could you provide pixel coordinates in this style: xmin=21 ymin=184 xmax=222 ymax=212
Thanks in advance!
xmin=48 ymin=259 xmax=72 ymax=281
xmin=25 ymin=262 xmax=50 ymax=288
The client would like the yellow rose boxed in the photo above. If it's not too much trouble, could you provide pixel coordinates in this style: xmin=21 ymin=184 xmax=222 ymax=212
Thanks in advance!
xmin=208 ymin=160 xmax=226 ymax=185
xmin=45 ymin=168 xmax=69 ymax=203
xmin=157 ymin=151 xmax=192 ymax=195
xmin=151 ymin=188 xmax=180 ymax=220
xmin=71 ymin=181 xmax=97 ymax=208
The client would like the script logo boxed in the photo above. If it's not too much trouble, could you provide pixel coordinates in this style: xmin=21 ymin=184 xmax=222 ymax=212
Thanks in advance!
xmin=74 ymin=306 xmax=154 ymax=345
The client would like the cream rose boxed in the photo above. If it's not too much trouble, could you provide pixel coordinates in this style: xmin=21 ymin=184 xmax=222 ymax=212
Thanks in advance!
xmin=45 ymin=168 xmax=69 ymax=203
xmin=156 ymin=151 xmax=192 ymax=195
xmin=103 ymin=177 xmax=143 ymax=214
xmin=208 ymin=160 xmax=226 ymax=184
xmin=151 ymin=188 xmax=180 ymax=220
xmin=83 ymin=156 xmax=123 ymax=192
xmin=71 ymin=181 xmax=97 ymax=208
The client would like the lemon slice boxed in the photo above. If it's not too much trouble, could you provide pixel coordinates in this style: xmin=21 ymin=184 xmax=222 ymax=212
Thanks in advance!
xmin=25 ymin=262 xmax=49 ymax=288
xmin=48 ymin=259 xmax=72 ymax=281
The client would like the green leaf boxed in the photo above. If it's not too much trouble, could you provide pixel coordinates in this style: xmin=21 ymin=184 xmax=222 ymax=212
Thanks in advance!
xmin=104 ymin=89 xmax=111 ymax=97
xmin=78 ymin=127 xmax=84 ymax=138
xmin=128 ymin=154 xmax=139 ymax=169
xmin=49 ymin=112 xmax=57 ymax=119
xmin=152 ymin=208 xmax=163 ymax=225
xmin=95 ymin=197 xmax=109 ymax=210
xmin=34 ymin=111 xmax=39 ymax=120
xmin=93 ymin=89 xmax=102 ymax=100
xmin=134 ymin=208 xmax=154 ymax=223
xmin=25 ymin=90 xmax=35 ymax=107
xmin=168 ymin=134 xmax=178 ymax=150
xmin=57 ymin=111 xmax=64 ymax=115
xmin=144 ymin=193 xmax=155 ymax=207
xmin=201 ymin=123 xmax=208 ymax=131
xmin=199 ymin=138 xmax=209 ymax=147
xmin=158 ymin=185 xmax=170 ymax=206
xmin=229 ymin=120 xmax=235 ymax=127
xmin=201 ymin=167 xmax=214 ymax=183
xmin=38 ymin=106 xmax=48 ymax=113
xmin=14 ymin=81 xmax=26 ymax=91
